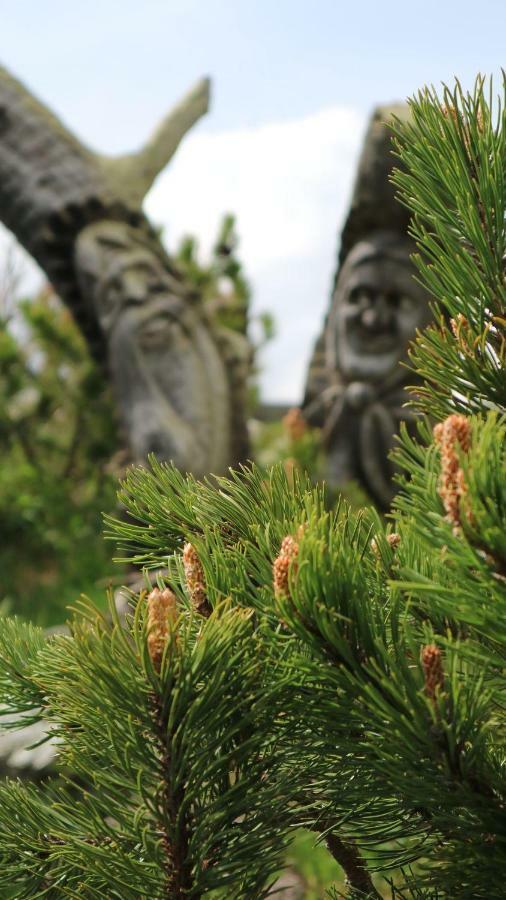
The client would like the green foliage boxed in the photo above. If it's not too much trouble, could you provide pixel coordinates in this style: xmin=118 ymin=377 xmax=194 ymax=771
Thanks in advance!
xmin=394 ymin=414 xmax=506 ymax=641
xmin=0 ymin=76 xmax=505 ymax=898
xmin=252 ymin=416 xmax=323 ymax=476
xmin=175 ymin=214 xmax=250 ymax=337
xmin=108 ymin=416 xmax=505 ymax=897
xmin=391 ymin=75 xmax=505 ymax=420
xmin=0 ymin=288 xmax=120 ymax=623
xmin=284 ymin=830 xmax=344 ymax=897
xmin=0 ymin=596 xmax=294 ymax=897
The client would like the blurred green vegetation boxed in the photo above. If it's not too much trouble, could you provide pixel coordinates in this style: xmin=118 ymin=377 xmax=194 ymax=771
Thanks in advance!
xmin=175 ymin=213 xmax=250 ymax=336
xmin=0 ymin=284 xmax=121 ymax=625
xmin=285 ymin=830 xmax=345 ymax=897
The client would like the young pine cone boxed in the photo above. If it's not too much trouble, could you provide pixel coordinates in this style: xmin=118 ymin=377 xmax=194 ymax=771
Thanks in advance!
xmin=273 ymin=535 xmax=299 ymax=599
xmin=183 ymin=543 xmax=211 ymax=617
xmin=147 ymin=587 xmax=178 ymax=672
xmin=421 ymin=643 xmax=444 ymax=702
xmin=434 ymin=414 xmax=471 ymax=532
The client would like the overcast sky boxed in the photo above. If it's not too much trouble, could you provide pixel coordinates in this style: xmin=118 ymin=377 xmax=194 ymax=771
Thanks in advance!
xmin=1 ymin=0 xmax=505 ymax=401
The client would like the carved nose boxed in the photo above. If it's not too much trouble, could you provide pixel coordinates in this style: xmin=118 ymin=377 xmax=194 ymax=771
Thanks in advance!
xmin=362 ymin=308 xmax=379 ymax=329
xmin=362 ymin=296 xmax=392 ymax=330
xmin=126 ymin=287 xmax=146 ymax=304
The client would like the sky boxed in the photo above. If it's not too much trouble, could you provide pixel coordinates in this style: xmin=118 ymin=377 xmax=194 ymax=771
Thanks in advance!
xmin=1 ymin=0 xmax=505 ymax=401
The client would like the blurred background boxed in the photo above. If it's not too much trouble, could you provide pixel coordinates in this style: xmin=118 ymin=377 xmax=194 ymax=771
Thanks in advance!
xmin=2 ymin=0 xmax=504 ymax=402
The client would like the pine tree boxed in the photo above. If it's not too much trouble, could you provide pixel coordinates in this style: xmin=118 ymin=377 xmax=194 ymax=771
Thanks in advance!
xmin=0 ymin=75 xmax=505 ymax=897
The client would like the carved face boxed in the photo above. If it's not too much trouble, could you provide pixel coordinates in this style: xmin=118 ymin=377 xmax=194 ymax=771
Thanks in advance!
xmin=328 ymin=233 xmax=431 ymax=382
xmin=75 ymin=223 xmax=185 ymax=334
xmin=75 ymin=221 xmax=231 ymax=476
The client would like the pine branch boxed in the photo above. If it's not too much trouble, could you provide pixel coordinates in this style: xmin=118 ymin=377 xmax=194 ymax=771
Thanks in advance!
xmin=101 ymin=77 xmax=210 ymax=205
xmin=324 ymin=831 xmax=380 ymax=898
xmin=390 ymin=75 xmax=506 ymax=420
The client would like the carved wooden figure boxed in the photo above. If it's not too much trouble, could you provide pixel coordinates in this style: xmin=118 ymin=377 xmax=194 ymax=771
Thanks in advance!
xmin=0 ymin=65 xmax=249 ymax=476
xmin=303 ymin=105 xmax=433 ymax=507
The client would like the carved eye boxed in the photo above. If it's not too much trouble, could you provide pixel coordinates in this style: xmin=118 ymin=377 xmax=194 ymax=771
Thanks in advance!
xmin=348 ymin=286 xmax=372 ymax=305
xmin=148 ymin=280 xmax=169 ymax=294
xmin=384 ymin=292 xmax=416 ymax=311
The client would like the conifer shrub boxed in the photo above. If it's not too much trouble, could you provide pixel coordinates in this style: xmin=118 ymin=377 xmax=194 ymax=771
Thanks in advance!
xmin=0 ymin=76 xmax=504 ymax=897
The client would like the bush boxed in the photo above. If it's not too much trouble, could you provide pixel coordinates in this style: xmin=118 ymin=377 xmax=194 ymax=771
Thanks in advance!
xmin=0 ymin=287 xmax=119 ymax=623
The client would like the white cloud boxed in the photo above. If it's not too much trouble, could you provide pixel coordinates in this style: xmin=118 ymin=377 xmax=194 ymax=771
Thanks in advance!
xmin=0 ymin=105 xmax=365 ymax=403
xmin=146 ymin=105 xmax=365 ymax=402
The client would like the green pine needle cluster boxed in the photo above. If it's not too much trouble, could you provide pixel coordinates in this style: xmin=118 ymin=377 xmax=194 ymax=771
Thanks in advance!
xmin=391 ymin=74 xmax=505 ymax=420
xmin=0 ymin=595 xmax=294 ymax=897
xmin=0 ymin=76 xmax=505 ymax=897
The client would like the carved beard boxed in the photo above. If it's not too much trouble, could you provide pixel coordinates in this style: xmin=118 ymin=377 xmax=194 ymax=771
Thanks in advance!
xmin=308 ymin=233 xmax=432 ymax=507
xmin=321 ymin=380 xmax=418 ymax=508
xmin=74 ymin=221 xmax=232 ymax=477
xmin=108 ymin=300 xmax=231 ymax=476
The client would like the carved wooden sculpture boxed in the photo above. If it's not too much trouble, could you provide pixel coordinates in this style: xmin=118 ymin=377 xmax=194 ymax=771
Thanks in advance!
xmin=0 ymin=64 xmax=249 ymax=475
xmin=303 ymin=105 xmax=433 ymax=508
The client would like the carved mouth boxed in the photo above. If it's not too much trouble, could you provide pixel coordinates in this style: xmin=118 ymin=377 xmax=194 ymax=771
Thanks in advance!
xmin=349 ymin=334 xmax=398 ymax=354
xmin=138 ymin=315 xmax=180 ymax=348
